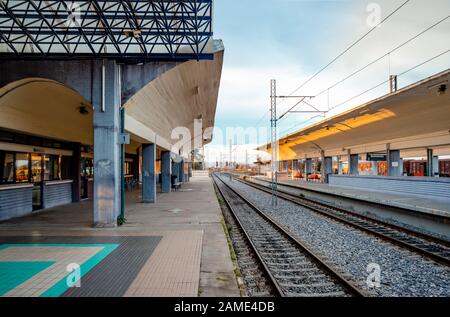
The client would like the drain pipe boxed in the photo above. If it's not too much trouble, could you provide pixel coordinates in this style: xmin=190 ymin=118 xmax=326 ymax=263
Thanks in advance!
xmin=119 ymin=64 xmax=125 ymax=222
xmin=120 ymin=106 xmax=125 ymax=220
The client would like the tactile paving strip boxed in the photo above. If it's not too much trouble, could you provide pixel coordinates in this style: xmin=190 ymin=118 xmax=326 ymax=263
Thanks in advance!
xmin=0 ymin=236 xmax=161 ymax=297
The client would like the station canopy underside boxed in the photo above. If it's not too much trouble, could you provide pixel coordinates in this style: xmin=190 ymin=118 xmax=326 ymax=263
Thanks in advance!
xmin=259 ymin=69 xmax=450 ymax=160
xmin=0 ymin=0 xmax=214 ymax=61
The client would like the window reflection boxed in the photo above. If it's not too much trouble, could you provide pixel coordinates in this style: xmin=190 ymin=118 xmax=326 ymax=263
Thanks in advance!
xmin=31 ymin=154 xmax=42 ymax=183
xmin=2 ymin=153 xmax=14 ymax=183
xmin=44 ymin=155 xmax=61 ymax=181
xmin=15 ymin=153 xmax=29 ymax=183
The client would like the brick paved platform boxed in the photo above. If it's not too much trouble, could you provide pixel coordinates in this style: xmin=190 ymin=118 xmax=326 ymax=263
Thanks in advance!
xmin=261 ymin=175 xmax=450 ymax=219
xmin=0 ymin=176 xmax=239 ymax=297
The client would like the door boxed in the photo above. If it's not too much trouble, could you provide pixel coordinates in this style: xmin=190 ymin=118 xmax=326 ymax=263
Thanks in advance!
xmin=31 ymin=154 xmax=43 ymax=210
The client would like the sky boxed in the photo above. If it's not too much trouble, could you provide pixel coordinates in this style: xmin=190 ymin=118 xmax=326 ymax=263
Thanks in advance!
xmin=203 ymin=0 xmax=450 ymax=165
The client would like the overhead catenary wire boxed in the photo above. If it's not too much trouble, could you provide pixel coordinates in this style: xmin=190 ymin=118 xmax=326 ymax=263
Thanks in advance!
xmin=284 ymin=0 xmax=412 ymax=98
xmin=329 ymin=49 xmax=449 ymax=111
xmin=277 ymin=49 xmax=450 ymax=138
xmin=312 ymin=15 xmax=449 ymax=99
xmin=254 ymin=1 xmax=417 ymax=134
xmin=276 ymin=14 xmax=449 ymax=136
xmin=274 ymin=0 xmax=415 ymax=124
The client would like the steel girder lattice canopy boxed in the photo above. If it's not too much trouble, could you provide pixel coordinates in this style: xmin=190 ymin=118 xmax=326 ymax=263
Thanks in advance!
xmin=0 ymin=0 xmax=214 ymax=61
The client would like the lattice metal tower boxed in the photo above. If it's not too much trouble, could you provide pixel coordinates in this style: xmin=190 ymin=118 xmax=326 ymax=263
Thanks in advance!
xmin=270 ymin=79 xmax=278 ymax=206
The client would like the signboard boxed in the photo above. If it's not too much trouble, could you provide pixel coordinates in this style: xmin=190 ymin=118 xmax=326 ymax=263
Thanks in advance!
xmin=367 ymin=153 xmax=387 ymax=161
xmin=119 ymin=133 xmax=130 ymax=145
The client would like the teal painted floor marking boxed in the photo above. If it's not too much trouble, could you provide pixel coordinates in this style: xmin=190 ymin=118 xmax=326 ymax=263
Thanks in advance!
xmin=0 ymin=243 xmax=119 ymax=297
xmin=0 ymin=261 xmax=55 ymax=296
xmin=41 ymin=244 xmax=119 ymax=297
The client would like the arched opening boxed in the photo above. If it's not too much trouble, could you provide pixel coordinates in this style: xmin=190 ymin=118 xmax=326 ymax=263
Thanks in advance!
xmin=0 ymin=78 xmax=94 ymax=223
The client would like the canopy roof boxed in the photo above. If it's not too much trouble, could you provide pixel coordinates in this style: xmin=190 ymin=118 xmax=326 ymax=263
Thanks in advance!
xmin=0 ymin=0 xmax=214 ymax=61
xmin=259 ymin=69 xmax=450 ymax=160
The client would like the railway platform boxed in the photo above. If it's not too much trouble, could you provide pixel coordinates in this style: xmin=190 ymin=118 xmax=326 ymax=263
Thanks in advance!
xmin=257 ymin=175 xmax=450 ymax=219
xmin=0 ymin=176 xmax=240 ymax=297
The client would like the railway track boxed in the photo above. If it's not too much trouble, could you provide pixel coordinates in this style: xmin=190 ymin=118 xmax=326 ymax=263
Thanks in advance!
xmin=212 ymin=173 xmax=366 ymax=297
xmin=235 ymin=175 xmax=450 ymax=267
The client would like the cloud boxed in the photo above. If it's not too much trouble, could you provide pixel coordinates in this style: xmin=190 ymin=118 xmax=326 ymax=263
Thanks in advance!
xmin=207 ymin=0 xmax=450 ymax=163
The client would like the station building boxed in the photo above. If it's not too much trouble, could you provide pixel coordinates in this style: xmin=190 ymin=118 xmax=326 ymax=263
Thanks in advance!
xmin=259 ymin=69 xmax=450 ymax=200
xmin=0 ymin=1 xmax=224 ymax=225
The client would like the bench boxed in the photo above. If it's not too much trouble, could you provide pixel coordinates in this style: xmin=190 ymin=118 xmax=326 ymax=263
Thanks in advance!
xmin=171 ymin=175 xmax=182 ymax=191
xmin=172 ymin=182 xmax=182 ymax=191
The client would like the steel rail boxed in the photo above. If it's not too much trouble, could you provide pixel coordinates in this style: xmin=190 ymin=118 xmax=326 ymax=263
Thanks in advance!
xmin=249 ymin=176 xmax=450 ymax=246
xmin=212 ymin=175 xmax=284 ymax=297
xmin=237 ymin=176 xmax=450 ymax=267
xmin=213 ymin=173 xmax=366 ymax=297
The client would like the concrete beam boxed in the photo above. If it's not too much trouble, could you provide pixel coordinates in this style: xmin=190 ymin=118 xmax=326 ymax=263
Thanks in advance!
xmin=0 ymin=59 xmax=178 ymax=107
xmin=124 ymin=113 xmax=173 ymax=151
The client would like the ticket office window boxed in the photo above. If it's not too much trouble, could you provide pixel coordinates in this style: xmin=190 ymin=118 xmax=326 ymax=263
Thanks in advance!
xmin=44 ymin=155 xmax=62 ymax=181
xmin=15 ymin=153 xmax=30 ymax=183
xmin=0 ymin=152 xmax=30 ymax=184
xmin=31 ymin=154 xmax=43 ymax=183
xmin=0 ymin=152 xmax=65 ymax=184
xmin=1 ymin=152 xmax=15 ymax=183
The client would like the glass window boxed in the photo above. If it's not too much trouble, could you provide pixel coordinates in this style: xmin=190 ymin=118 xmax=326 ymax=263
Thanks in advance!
xmin=44 ymin=155 xmax=61 ymax=181
xmin=53 ymin=156 xmax=61 ymax=180
xmin=0 ymin=131 xmax=14 ymax=142
xmin=2 ymin=153 xmax=14 ymax=183
xmin=31 ymin=154 xmax=42 ymax=183
xmin=86 ymin=159 xmax=94 ymax=177
xmin=15 ymin=153 xmax=29 ymax=183
xmin=125 ymin=162 xmax=132 ymax=175
xmin=61 ymin=156 xmax=72 ymax=180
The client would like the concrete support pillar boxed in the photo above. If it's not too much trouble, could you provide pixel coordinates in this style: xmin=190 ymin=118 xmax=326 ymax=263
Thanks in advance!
xmin=338 ymin=156 xmax=343 ymax=175
xmin=188 ymin=161 xmax=193 ymax=178
xmin=324 ymin=156 xmax=333 ymax=183
xmin=179 ymin=159 xmax=185 ymax=183
xmin=349 ymin=154 xmax=359 ymax=175
xmin=93 ymin=60 xmax=121 ymax=227
xmin=142 ymin=143 xmax=156 ymax=203
xmin=292 ymin=160 xmax=298 ymax=179
xmin=427 ymin=149 xmax=433 ymax=177
xmin=320 ymin=151 xmax=326 ymax=182
xmin=172 ymin=158 xmax=180 ymax=182
xmin=388 ymin=150 xmax=401 ymax=177
xmin=72 ymin=143 xmax=82 ymax=202
xmin=161 ymin=151 xmax=171 ymax=193
xmin=433 ymin=156 xmax=439 ymax=177
xmin=187 ymin=162 xmax=192 ymax=181
xmin=133 ymin=149 xmax=140 ymax=181
xmin=305 ymin=158 xmax=312 ymax=181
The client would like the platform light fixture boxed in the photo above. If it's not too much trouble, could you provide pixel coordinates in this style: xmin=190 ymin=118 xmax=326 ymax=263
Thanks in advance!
xmin=437 ymin=84 xmax=447 ymax=95
xmin=428 ymin=80 xmax=448 ymax=95
xmin=78 ymin=106 xmax=89 ymax=115
xmin=123 ymin=29 xmax=142 ymax=39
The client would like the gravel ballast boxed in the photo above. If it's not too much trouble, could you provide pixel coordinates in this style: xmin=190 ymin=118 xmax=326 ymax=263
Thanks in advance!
xmin=218 ymin=174 xmax=450 ymax=297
